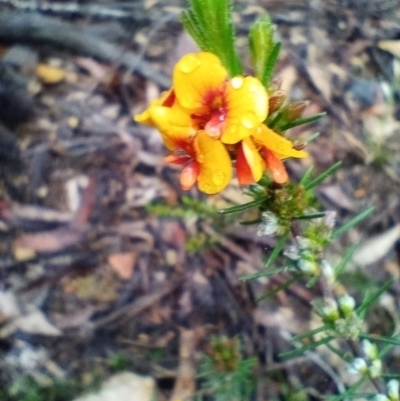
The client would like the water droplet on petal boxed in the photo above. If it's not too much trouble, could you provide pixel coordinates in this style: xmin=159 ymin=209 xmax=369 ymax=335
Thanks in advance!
xmin=197 ymin=153 xmax=204 ymax=163
xmin=212 ymin=171 xmax=225 ymax=185
xmin=231 ymin=77 xmax=243 ymax=90
xmin=241 ymin=112 xmax=257 ymax=129
xmin=179 ymin=55 xmax=201 ymax=74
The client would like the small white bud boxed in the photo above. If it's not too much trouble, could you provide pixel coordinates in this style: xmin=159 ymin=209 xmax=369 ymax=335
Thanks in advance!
xmin=369 ymin=359 xmax=382 ymax=378
xmin=375 ymin=395 xmax=390 ymax=401
xmin=362 ymin=339 xmax=378 ymax=361
xmin=284 ymin=245 xmax=300 ymax=260
xmin=324 ymin=211 xmax=337 ymax=229
xmin=347 ymin=358 xmax=367 ymax=375
xmin=296 ymin=236 xmax=311 ymax=250
xmin=257 ymin=211 xmax=279 ymax=236
xmin=321 ymin=298 xmax=339 ymax=322
xmin=321 ymin=259 xmax=334 ymax=284
xmin=299 ymin=258 xmax=318 ymax=274
xmin=338 ymin=294 xmax=356 ymax=316
xmin=388 ymin=379 xmax=399 ymax=401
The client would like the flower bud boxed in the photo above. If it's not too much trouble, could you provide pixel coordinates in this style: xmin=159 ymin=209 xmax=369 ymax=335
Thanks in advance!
xmin=324 ymin=211 xmax=337 ymax=229
xmin=296 ymin=236 xmax=311 ymax=251
xmin=284 ymin=244 xmax=300 ymax=260
xmin=257 ymin=211 xmax=279 ymax=236
xmin=375 ymin=395 xmax=390 ymax=401
xmin=338 ymin=294 xmax=356 ymax=317
xmin=208 ymin=337 xmax=241 ymax=373
xmin=347 ymin=358 xmax=367 ymax=375
xmin=299 ymin=258 xmax=318 ymax=275
xmin=321 ymin=298 xmax=339 ymax=322
xmin=369 ymin=359 xmax=382 ymax=378
xmin=388 ymin=379 xmax=399 ymax=401
xmin=362 ymin=339 xmax=378 ymax=361
xmin=284 ymin=100 xmax=309 ymax=122
xmin=321 ymin=260 xmax=334 ymax=284
xmin=268 ymin=90 xmax=286 ymax=115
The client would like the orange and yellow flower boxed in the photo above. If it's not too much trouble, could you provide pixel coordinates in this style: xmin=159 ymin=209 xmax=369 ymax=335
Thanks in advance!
xmin=236 ymin=124 xmax=307 ymax=186
xmin=134 ymin=52 xmax=307 ymax=194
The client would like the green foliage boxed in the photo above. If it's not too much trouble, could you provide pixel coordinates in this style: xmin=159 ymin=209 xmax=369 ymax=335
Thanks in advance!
xmin=302 ymin=161 xmax=342 ymax=191
xmin=3 ymin=361 xmax=109 ymax=401
xmin=279 ymin=277 xmax=396 ymax=364
xmin=356 ymin=279 xmax=395 ymax=318
xmin=249 ymin=15 xmax=281 ymax=86
xmin=221 ymin=180 xmax=309 ymax=231
xmin=220 ymin=197 xmax=269 ymax=214
xmin=331 ymin=206 xmax=374 ymax=240
xmin=186 ymin=232 xmax=216 ymax=254
xmin=221 ymin=160 xmax=345 ymax=228
xmin=197 ymin=336 xmax=256 ymax=401
xmin=257 ymin=273 xmax=303 ymax=301
xmin=108 ymin=353 xmax=130 ymax=371
xmin=334 ymin=245 xmax=359 ymax=278
xmin=267 ymin=105 xmax=325 ymax=133
xmin=147 ymin=347 xmax=166 ymax=363
xmin=5 ymin=376 xmax=87 ymax=401
xmin=147 ymin=196 xmax=219 ymax=220
xmin=279 ymin=383 xmax=311 ymax=401
xmin=147 ymin=197 xmax=221 ymax=254
xmin=181 ymin=0 xmax=242 ymax=76
xmin=277 ymin=112 xmax=326 ymax=131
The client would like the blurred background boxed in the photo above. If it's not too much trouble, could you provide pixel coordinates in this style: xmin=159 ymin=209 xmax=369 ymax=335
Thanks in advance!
xmin=0 ymin=0 xmax=400 ymax=400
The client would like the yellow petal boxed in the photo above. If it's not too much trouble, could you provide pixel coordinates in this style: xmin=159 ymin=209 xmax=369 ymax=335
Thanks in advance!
xmin=221 ymin=76 xmax=268 ymax=144
xmin=252 ymin=124 xmax=308 ymax=159
xmin=134 ymin=107 xmax=153 ymax=125
xmin=149 ymin=106 xmax=194 ymax=150
xmin=173 ymin=53 xmax=228 ymax=114
xmin=134 ymin=89 xmax=174 ymax=125
xmin=239 ymin=138 xmax=264 ymax=183
xmin=194 ymin=131 xmax=232 ymax=194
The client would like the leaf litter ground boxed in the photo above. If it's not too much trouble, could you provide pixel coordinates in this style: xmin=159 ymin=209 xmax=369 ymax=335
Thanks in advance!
xmin=1 ymin=0 xmax=400 ymax=399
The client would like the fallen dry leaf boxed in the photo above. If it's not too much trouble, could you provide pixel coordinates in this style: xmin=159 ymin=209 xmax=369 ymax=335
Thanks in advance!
xmin=319 ymin=184 xmax=357 ymax=212
xmin=13 ymin=246 xmax=36 ymax=261
xmin=362 ymin=113 xmax=400 ymax=144
xmin=278 ymin=64 xmax=297 ymax=94
xmin=11 ymin=204 xmax=74 ymax=224
xmin=63 ymin=273 xmax=118 ymax=303
xmin=0 ymin=290 xmax=20 ymax=320
xmin=36 ymin=63 xmax=66 ymax=84
xmin=1 ymin=306 xmax=62 ymax=337
xmin=13 ymin=227 xmax=86 ymax=253
xmin=52 ymin=305 xmax=97 ymax=329
xmin=108 ymin=252 xmax=136 ymax=280
xmin=378 ymin=40 xmax=400 ymax=59
xmin=353 ymin=224 xmax=400 ymax=267
xmin=73 ymin=372 xmax=155 ymax=401
xmin=75 ymin=56 xmax=109 ymax=79
xmin=306 ymin=64 xmax=332 ymax=101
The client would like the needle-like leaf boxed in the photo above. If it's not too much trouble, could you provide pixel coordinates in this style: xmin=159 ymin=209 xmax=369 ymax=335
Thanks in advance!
xmin=181 ymin=0 xmax=242 ymax=76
